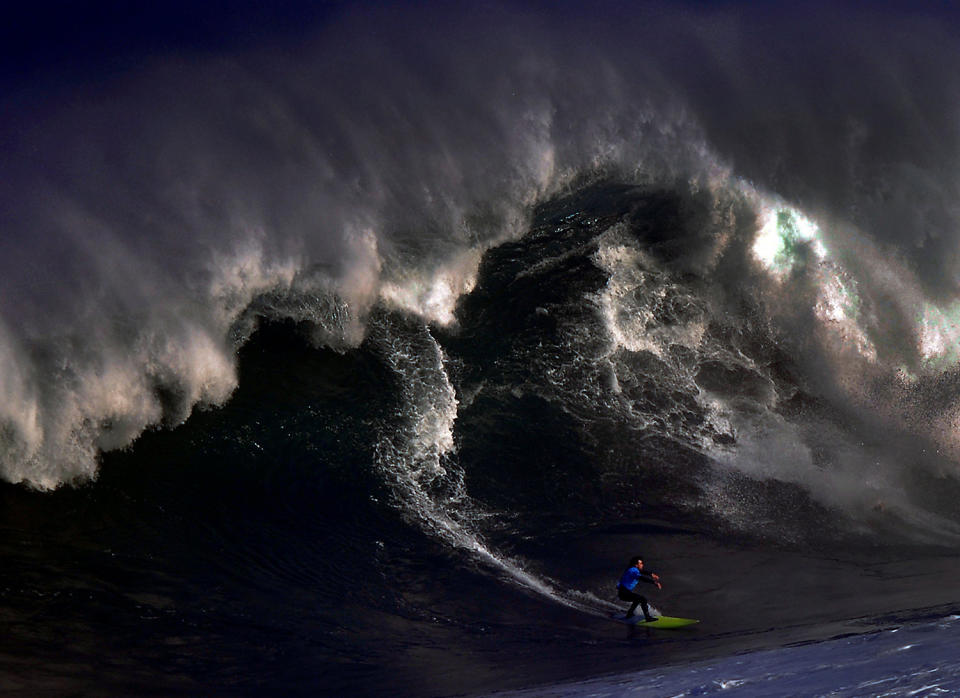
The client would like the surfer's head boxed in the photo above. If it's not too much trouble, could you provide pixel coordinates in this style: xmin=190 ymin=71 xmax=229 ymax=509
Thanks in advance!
xmin=628 ymin=555 xmax=643 ymax=568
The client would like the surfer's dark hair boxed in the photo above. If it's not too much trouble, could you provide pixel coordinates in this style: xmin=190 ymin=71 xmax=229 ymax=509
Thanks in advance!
xmin=628 ymin=555 xmax=643 ymax=566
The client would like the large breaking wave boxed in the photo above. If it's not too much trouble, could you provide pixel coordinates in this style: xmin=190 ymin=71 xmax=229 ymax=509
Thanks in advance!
xmin=3 ymin=2 xmax=960 ymax=548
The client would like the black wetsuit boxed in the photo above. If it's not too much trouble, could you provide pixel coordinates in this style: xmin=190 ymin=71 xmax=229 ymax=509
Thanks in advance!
xmin=616 ymin=566 xmax=658 ymax=620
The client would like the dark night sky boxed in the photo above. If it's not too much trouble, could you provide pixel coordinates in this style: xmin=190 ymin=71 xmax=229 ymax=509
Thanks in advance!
xmin=0 ymin=1 xmax=349 ymax=87
xmin=4 ymin=1 xmax=958 ymax=86
xmin=3 ymin=2 xmax=951 ymax=68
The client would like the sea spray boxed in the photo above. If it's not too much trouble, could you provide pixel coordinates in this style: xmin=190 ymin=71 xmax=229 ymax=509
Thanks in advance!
xmin=369 ymin=311 xmax=614 ymax=612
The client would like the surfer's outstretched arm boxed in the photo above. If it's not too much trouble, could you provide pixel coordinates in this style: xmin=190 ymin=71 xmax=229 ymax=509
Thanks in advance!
xmin=641 ymin=571 xmax=662 ymax=589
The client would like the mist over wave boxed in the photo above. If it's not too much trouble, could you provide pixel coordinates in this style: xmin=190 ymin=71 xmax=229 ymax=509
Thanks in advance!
xmin=0 ymin=3 xmax=706 ymax=487
xmin=2 ymin=1 xmax=960 ymax=545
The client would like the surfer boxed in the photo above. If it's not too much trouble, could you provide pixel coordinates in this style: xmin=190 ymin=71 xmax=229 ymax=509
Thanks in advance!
xmin=617 ymin=555 xmax=660 ymax=621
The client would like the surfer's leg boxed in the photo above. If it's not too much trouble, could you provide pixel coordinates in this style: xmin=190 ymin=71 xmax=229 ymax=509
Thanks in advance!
xmin=617 ymin=585 xmax=639 ymax=616
xmin=619 ymin=587 xmax=644 ymax=618
xmin=638 ymin=595 xmax=655 ymax=622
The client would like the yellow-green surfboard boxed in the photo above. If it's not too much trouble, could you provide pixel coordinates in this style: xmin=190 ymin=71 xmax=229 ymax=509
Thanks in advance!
xmin=613 ymin=614 xmax=699 ymax=628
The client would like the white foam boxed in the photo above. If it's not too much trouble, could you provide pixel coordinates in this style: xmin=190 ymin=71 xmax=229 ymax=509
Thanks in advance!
xmin=593 ymin=227 xmax=707 ymax=358
xmin=379 ymin=249 xmax=481 ymax=327
xmin=369 ymin=318 xmax=609 ymax=613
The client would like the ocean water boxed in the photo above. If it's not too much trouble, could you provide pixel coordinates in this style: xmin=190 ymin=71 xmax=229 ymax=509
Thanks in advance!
xmin=2 ymin=3 xmax=960 ymax=696
xmin=498 ymin=615 xmax=960 ymax=697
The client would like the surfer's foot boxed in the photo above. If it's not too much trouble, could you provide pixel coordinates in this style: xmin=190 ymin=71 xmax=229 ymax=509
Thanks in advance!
xmin=644 ymin=616 xmax=657 ymax=622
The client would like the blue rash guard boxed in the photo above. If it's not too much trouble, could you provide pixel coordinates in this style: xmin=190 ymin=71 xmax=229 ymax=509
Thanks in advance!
xmin=618 ymin=566 xmax=657 ymax=591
